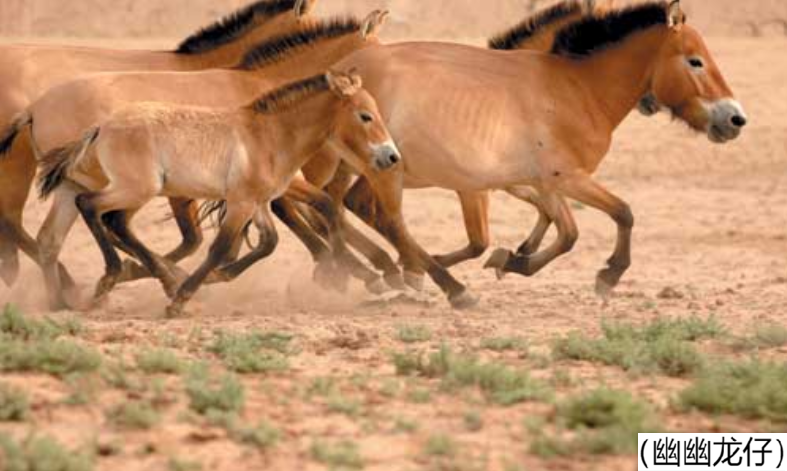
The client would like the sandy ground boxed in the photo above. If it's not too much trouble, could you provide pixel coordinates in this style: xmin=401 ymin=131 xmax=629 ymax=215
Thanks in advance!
xmin=0 ymin=29 xmax=786 ymax=471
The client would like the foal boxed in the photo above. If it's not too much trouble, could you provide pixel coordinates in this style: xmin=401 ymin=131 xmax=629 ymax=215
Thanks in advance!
xmin=38 ymin=71 xmax=401 ymax=317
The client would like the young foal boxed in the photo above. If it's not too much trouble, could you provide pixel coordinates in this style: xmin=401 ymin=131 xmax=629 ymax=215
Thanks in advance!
xmin=0 ymin=0 xmax=317 ymax=287
xmin=37 ymin=72 xmax=401 ymax=317
xmin=329 ymin=0 xmax=746 ymax=300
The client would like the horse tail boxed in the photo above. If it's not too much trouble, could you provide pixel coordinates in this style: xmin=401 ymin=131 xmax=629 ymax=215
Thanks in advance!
xmin=37 ymin=127 xmax=100 ymax=199
xmin=0 ymin=110 xmax=32 ymax=157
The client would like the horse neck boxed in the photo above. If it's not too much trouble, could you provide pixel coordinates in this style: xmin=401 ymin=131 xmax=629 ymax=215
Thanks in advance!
xmin=251 ymin=36 xmax=376 ymax=80
xmin=252 ymin=94 xmax=340 ymax=173
xmin=179 ymin=16 xmax=312 ymax=70
xmin=572 ymin=27 xmax=669 ymax=129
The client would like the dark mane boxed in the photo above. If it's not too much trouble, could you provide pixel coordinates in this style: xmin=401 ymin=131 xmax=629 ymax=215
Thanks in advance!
xmin=250 ymin=74 xmax=330 ymax=114
xmin=488 ymin=1 xmax=583 ymax=50
xmin=238 ymin=17 xmax=361 ymax=70
xmin=552 ymin=1 xmax=668 ymax=58
xmin=176 ymin=0 xmax=297 ymax=55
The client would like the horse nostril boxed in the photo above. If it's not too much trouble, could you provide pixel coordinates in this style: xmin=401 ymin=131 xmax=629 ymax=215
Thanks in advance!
xmin=388 ymin=153 xmax=400 ymax=164
xmin=730 ymin=115 xmax=747 ymax=128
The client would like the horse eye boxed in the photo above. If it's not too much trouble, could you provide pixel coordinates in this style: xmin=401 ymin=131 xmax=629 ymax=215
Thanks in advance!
xmin=688 ymin=57 xmax=704 ymax=69
xmin=359 ymin=112 xmax=374 ymax=123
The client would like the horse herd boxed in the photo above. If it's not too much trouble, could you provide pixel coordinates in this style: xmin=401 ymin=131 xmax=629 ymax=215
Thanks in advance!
xmin=0 ymin=0 xmax=747 ymax=316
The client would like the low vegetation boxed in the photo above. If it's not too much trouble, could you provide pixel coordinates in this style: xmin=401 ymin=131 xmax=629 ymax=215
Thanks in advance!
xmin=396 ymin=324 xmax=433 ymax=344
xmin=480 ymin=336 xmax=529 ymax=355
xmin=394 ymin=346 xmax=551 ymax=406
xmin=310 ymin=439 xmax=364 ymax=470
xmin=208 ymin=331 xmax=293 ymax=374
xmin=185 ymin=365 xmax=245 ymax=415
xmin=107 ymin=400 xmax=160 ymax=430
xmin=552 ymin=316 xmax=722 ymax=377
xmin=135 ymin=348 xmax=185 ymax=375
xmin=531 ymin=388 xmax=657 ymax=457
xmin=0 ymin=433 xmax=93 ymax=471
xmin=678 ymin=359 xmax=787 ymax=421
xmin=0 ymin=382 xmax=29 ymax=422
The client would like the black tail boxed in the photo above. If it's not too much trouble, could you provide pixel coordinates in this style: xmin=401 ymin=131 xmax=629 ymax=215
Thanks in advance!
xmin=37 ymin=127 xmax=100 ymax=199
xmin=0 ymin=111 xmax=32 ymax=157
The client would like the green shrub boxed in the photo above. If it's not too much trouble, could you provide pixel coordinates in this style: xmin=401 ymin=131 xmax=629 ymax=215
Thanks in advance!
xmin=185 ymin=367 xmax=245 ymax=415
xmin=552 ymin=316 xmax=715 ymax=377
xmin=393 ymin=346 xmax=551 ymax=406
xmin=678 ymin=360 xmax=787 ymax=421
xmin=531 ymin=388 xmax=657 ymax=457
xmin=0 ymin=339 xmax=101 ymax=377
xmin=480 ymin=336 xmax=528 ymax=354
xmin=0 ymin=383 xmax=29 ymax=421
xmin=135 ymin=348 xmax=184 ymax=375
xmin=396 ymin=325 xmax=432 ymax=344
xmin=107 ymin=400 xmax=160 ymax=430
xmin=310 ymin=440 xmax=363 ymax=469
xmin=208 ymin=331 xmax=293 ymax=374
xmin=0 ymin=305 xmax=81 ymax=341
xmin=0 ymin=433 xmax=93 ymax=471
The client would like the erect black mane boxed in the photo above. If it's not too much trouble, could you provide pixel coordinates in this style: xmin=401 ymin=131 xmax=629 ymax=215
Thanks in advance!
xmin=238 ymin=17 xmax=361 ymax=70
xmin=176 ymin=0 xmax=297 ymax=55
xmin=552 ymin=1 xmax=669 ymax=58
xmin=489 ymin=1 xmax=583 ymax=50
xmin=249 ymin=73 xmax=330 ymax=114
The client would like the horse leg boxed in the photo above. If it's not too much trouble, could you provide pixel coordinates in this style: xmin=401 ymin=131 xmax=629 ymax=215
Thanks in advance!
xmin=558 ymin=173 xmax=634 ymax=298
xmin=0 ymin=134 xmax=36 ymax=286
xmin=364 ymin=169 xmax=477 ymax=309
xmin=344 ymin=175 xmax=425 ymax=290
xmin=36 ymin=182 xmax=84 ymax=310
xmin=285 ymin=177 xmax=385 ymax=293
xmin=167 ymin=201 xmax=254 ymax=318
xmin=506 ymin=186 xmax=553 ymax=256
xmin=434 ymin=191 xmax=491 ymax=267
xmin=102 ymin=209 xmax=180 ymax=299
xmin=485 ymin=191 xmax=578 ymax=279
xmin=325 ymin=167 xmax=403 ymax=289
xmin=213 ymin=206 xmax=279 ymax=281
xmin=75 ymin=193 xmax=126 ymax=303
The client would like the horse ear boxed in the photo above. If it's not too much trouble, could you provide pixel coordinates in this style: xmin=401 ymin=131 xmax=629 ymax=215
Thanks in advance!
xmin=327 ymin=70 xmax=361 ymax=97
xmin=294 ymin=0 xmax=315 ymax=18
xmin=667 ymin=0 xmax=686 ymax=29
xmin=361 ymin=10 xmax=389 ymax=39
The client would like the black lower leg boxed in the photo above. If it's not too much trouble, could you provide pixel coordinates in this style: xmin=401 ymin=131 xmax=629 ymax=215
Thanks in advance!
xmin=75 ymin=194 xmax=123 ymax=298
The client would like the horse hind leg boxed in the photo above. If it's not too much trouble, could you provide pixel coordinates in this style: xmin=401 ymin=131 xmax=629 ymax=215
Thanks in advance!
xmin=505 ymin=186 xmax=553 ymax=256
xmin=433 ymin=191 xmax=491 ymax=268
xmin=103 ymin=209 xmax=180 ymax=299
xmin=0 ymin=219 xmax=20 ymax=286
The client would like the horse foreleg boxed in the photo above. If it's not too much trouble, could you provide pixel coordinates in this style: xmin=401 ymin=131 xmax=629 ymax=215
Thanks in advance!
xmin=365 ymin=169 xmax=477 ymax=309
xmin=559 ymin=173 xmax=634 ymax=298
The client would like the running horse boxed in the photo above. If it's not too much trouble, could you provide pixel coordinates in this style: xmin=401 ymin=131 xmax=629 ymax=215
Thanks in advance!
xmin=325 ymin=0 xmax=747 ymax=301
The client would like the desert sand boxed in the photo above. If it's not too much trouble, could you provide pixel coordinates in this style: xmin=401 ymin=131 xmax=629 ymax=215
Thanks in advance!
xmin=0 ymin=1 xmax=786 ymax=470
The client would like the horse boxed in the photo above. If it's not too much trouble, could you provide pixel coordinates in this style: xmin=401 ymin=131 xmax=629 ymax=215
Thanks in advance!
xmin=0 ymin=0 xmax=317 ymax=288
xmin=321 ymin=0 xmax=747 ymax=302
xmin=13 ymin=13 xmax=389 ymax=310
xmin=36 ymin=71 xmax=401 ymax=317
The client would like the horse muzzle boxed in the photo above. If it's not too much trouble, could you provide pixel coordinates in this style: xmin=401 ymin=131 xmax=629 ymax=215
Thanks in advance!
xmin=706 ymin=99 xmax=747 ymax=144
xmin=371 ymin=141 xmax=402 ymax=171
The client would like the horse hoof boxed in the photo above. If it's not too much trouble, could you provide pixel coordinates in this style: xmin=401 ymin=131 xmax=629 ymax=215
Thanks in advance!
xmin=0 ymin=260 xmax=20 ymax=287
xmin=404 ymin=271 xmax=425 ymax=291
xmin=94 ymin=274 xmax=120 ymax=300
xmin=595 ymin=268 xmax=620 ymax=300
xmin=384 ymin=272 xmax=406 ymax=291
xmin=364 ymin=276 xmax=389 ymax=295
xmin=484 ymin=249 xmax=512 ymax=280
xmin=449 ymin=290 xmax=479 ymax=310
xmin=165 ymin=302 xmax=186 ymax=318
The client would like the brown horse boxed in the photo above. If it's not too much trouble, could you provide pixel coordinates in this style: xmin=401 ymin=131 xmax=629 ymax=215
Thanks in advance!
xmin=0 ymin=0 xmax=317 ymax=287
xmin=323 ymin=0 xmax=746 ymax=302
xmin=17 ymin=14 xmax=388 ymax=310
xmin=37 ymin=71 xmax=401 ymax=317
